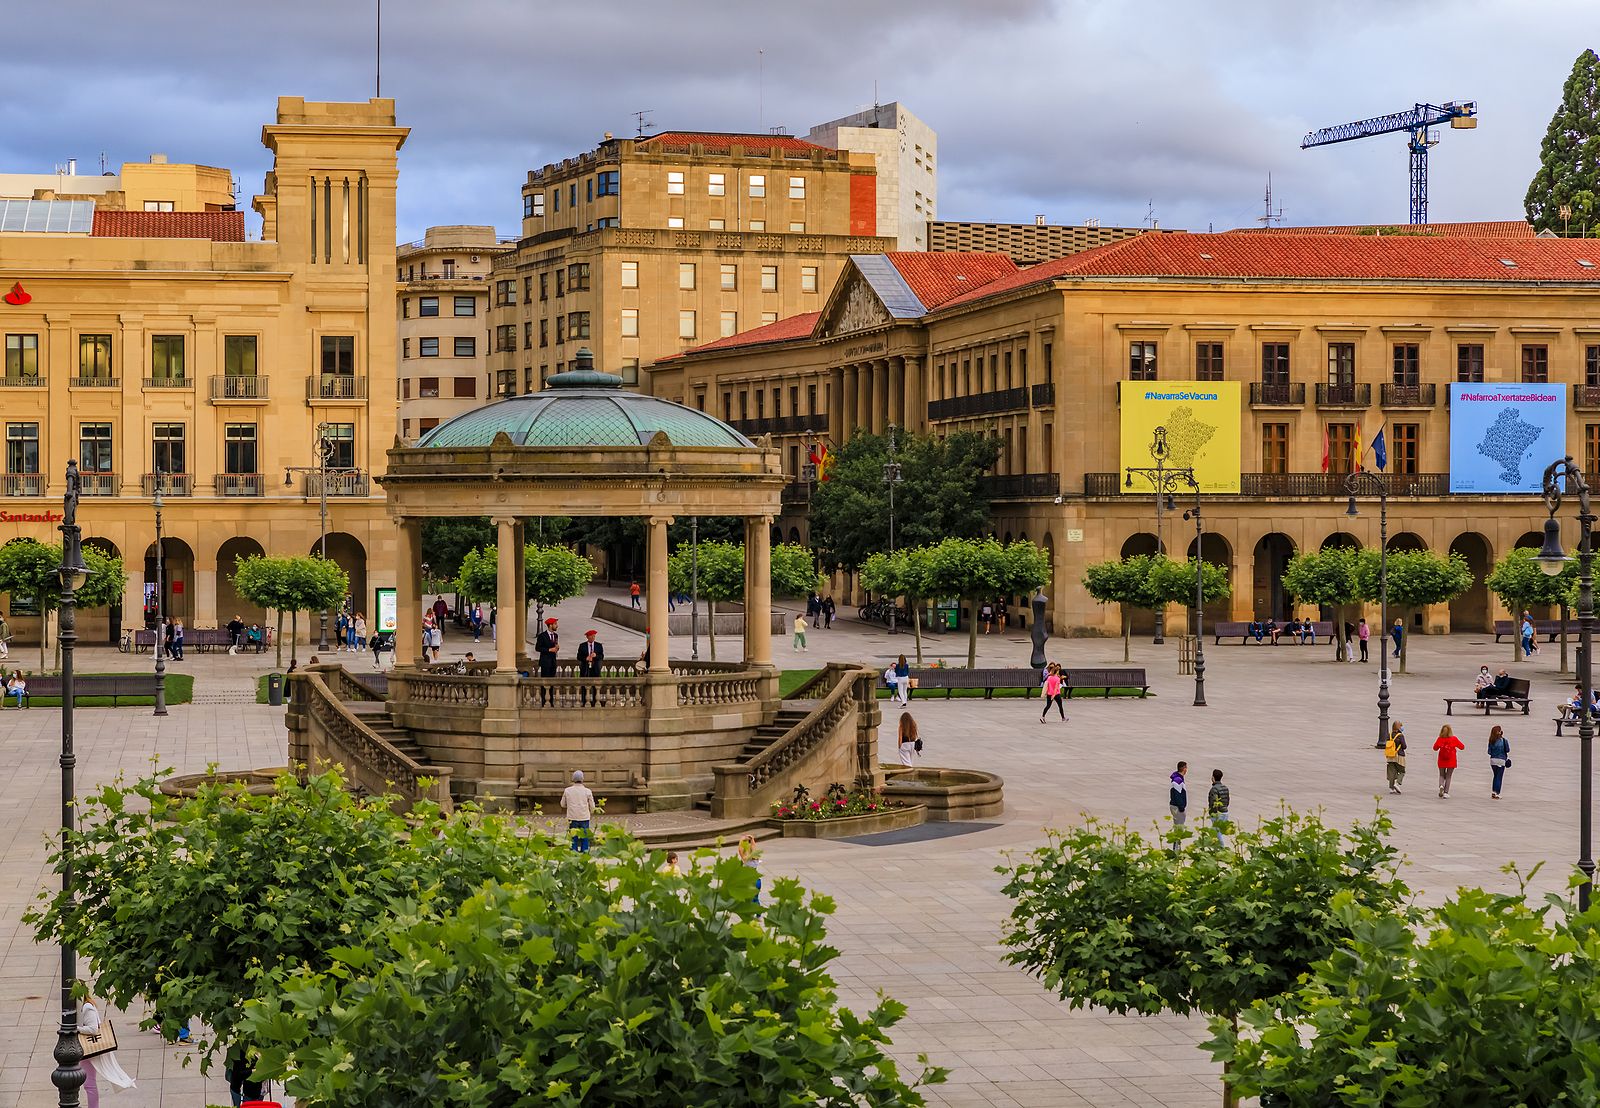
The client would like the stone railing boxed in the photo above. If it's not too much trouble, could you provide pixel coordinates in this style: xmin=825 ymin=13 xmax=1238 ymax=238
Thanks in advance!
xmin=405 ymin=673 xmax=491 ymax=707
xmin=677 ymin=671 xmax=763 ymax=706
xmin=517 ymin=676 xmax=644 ymax=709
xmin=669 ymin=660 xmax=752 ymax=676
xmin=328 ymin=665 xmax=385 ymax=702
xmin=295 ymin=670 xmax=452 ymax=812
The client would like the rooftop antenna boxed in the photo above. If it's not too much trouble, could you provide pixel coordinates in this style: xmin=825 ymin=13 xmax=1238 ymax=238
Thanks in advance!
xmin=1256 ymin=173 xmax=1285 ymax=227
xmin=375 ymin=0 xmax=381 ymax=97
xmin=633 ymin=110 xmax=655 ymax=139
xmin=98 ymin=152 xmax=107 ymax=174
xmin=1142 ymin=199 xmax=1158 ymax=229
xmin=758 ymin=48 xmax=764 ymax=131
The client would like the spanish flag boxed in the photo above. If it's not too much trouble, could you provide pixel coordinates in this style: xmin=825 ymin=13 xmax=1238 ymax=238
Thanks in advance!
xmin=1353 ymin=423 xmax=1364 ymax=473
xmin=808 ymin=443 xmax=831 ymax=482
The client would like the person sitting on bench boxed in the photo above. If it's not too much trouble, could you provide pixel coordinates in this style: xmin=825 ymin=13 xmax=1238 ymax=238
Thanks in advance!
xmin=1285 ymin=617 xmax=1301 ymax=641
xmin=1264 ymin=617 xmax=1280 ymax=644
xmin=1249 ymin=619 xmax=1264 ymax=643
xmin=5 ymin=670 xmax=27 ymax=709
xmin=1300 ymin=619 xmax=1317 ymax=644
xmin=1475 ymin=665 xmax=1497 ymax=700
xmin=1486 ymin=669 xmax=1516 ymax=700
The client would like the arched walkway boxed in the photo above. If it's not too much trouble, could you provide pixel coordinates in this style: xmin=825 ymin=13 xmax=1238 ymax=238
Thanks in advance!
xmin=217 ymin=537 xmax=267 ymax=625
xmin=81 ymin=538 xmax=122 ymax=646
xmin=787 ymin=527 xmax=802 ymax=545
xmin=313 ymin=533 xmax=368 ymax=615
xmin=144 ymin=538 xmax=196 ymax=624
xmin=1252 ymin=532 xmax=1296 ymax=621
xmin=1321 ymin=532 xmax=1361 ymax=552
xmin=1184 ymin=532 xmax=1233 ymax=624
xmin=1121 ymin=532 xmax=1162 ymax=633
xmin=1388 ymin=531 xmax=1427 ymax=553
xmin=1449 ymin=531 xmax=1494 ymax=633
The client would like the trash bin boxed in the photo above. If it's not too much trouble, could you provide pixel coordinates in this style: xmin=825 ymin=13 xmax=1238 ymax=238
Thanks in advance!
xmin=266 ymin=672 xmax=284 ymax=706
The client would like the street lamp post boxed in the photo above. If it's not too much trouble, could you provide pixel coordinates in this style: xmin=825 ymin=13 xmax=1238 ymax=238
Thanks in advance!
xmin=883 ymin=427 xmax=903 ymax=634
xmin=1180 ymin=475 xmax=1208 ymax=707
xmin=1537 ymin=456 xmax=1595 ymax=911
xmin=50 ymin=459 xmax=89 ymax=1105
xmin=152 ymin=475 xmax=168 ymax=717
xmin=284 ymin=423 xmax=341 ymax=653
xmin=1124 ymin=426 xmax=1176 ymax=643
xmin=1345 ymin=471 xmax=1391 ymax=749
xmin=690 ymin=517 xmax=700 ymax=661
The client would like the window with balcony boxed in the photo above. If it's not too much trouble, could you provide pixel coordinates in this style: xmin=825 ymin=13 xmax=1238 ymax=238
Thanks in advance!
xmin=801 ymin=265 xmax=819 ymax=293
xmin=567 ymin=312 xmax=591 ymax=341
xmin=1588 ymin=346 xmax=1600 ymax=388
xmin=679 ymin=262 xmax=696 ymax=290
xmin=225 ymin=423 xmax=257 ymax=476
xmin=720 ymin=263 xmax=737 ymax=291
xmin=152 ymin=422 xmax=185 ymax=476
xmin=620 ymin=260 xmax=638 ymax=289
xmin=1589 ymin=424 xmax=1600 ymax=477
xmin=567 ymin=262 xmax=590 ymax=291
xmin=7 ymin=423 xmax=38 ymax=477
xmin=150 ymin=334 xmax=185 ymax=381
xmin=1393 ymin=422 xmax=1419 ymax=476
xmin=1522 ymin=344 xmax=1549 ymax=383
xmin=760 ymin=265 xmax=778 ymax=292
xmin=708 ymin=172 xmax=725 ymax=196
xmin=80 ymin=423 xmax=113 ymax=473
xmin=1261 ymin=422 xmax=1288 ymax=474
xmin=720 ymin=311 xmax=738 ymax=338
xmin=419 ymin=337 xmax=440 ymax=358
xmin=419 ymin=376 xmax=440 ymax=397
xmin=455 ymin=336 xmax=476 ymax=358
xmin=79 ymin=334 xmax=113 ymax=381
xmin=597 ymin=170 xmax=619 ymax=197
xmin=667 ymin=171 xmax=685 ymax=195
xmin=788 ymin=176 xmax=806 ymax=199
xmin=1326 ymin=342 xmax=1355 ymax=386
xmin=1457 ymin=343 xmax=1485 ymax=382
xmin=679 ymin=311 xmax=697 ymax=341
xmin=621 ymin=309 xmax=639 ymax=338
xmin=1392 ymin=343 xmax=1420 ymax=385
xmin=223 ymin=335 xmax=257 ymax=378
xmin=749 ymin=174 xmax=766 ymax=198
xmin=1195 ymin=342 xmax=1224 ymax=382
xmin=1128 ymin=342 xmax=1157 ymax=381
xmin=322 ymin=335 xmax=354 ymax=376
xmin=454 ymin=296 xmax=476 ymax=317
xmin=419 ymin=296 xmax=439 ymax=317
xmin=1327 ymin=421 xmax=1355 ymax=475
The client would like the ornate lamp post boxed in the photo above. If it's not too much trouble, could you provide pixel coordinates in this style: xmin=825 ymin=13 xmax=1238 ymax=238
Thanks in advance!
xmin=1537 ymin=456 xmax=1595 ymax=911
xmin=51 ymin=459 xmax=89 ymax=1105
xmin=690 ymin=516 xmax=700 ymax=661
xmin=152 ymin=475 xmax=168 ymax=717
xmin=283 ymin=422 xmax=339 ymax=651
xmin=1124 ymin=426 xmax=1179 ymax=643
xmin=1179 ymin=474 xmax=1208 ymax=707
xmin=883 ymin=427 xmax=903 ymax=634
xmin=1345 ymin=471 xmax=1391 ymax=749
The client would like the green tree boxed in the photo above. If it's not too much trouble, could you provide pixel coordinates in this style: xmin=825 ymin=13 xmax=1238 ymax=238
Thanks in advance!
xmin=1145 ymin=556 xmax=1232 ymax=631
xmin=454 ymin=543 xmax=595 ymax=628
xmin=1282 ymin=547 xmax=1361 ymax=661
xmin=663 ymin=541 xmax=817 ymax=660
xmin=419 ymin=517 xmax=494 ymax=583
xmin=1002 ymin=811 xmax=1410 ymax=1108
xmin=860 ymin=547 xmax=934 ymax=663
xmin=920 ymin=538 xmax=1049 ymax=668
xmin=809 ymin=430 xmax=1001 ymax=572
xmin=1357 ymin=549 xmax=1472 ymax=674
xmin=1207 ymin=880 xmax=1600 ymax=1106
xmin=0 ymin=538 xmax=127 ymax=670
xmin=1082 ymin=555 xmax=1153 ymax=663
xmin=770 ymin=541 xmax=823 ymax=598
xmin=232 ymin=555 xmax=348 ymax=667
xmin=1526 ymin=49 xmax=1600 ymax=234
xmin=1487 ymin=546 xmax=1577 ymax=666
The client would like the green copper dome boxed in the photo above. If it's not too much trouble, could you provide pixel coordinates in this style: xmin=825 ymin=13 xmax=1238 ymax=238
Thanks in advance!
xmin=415 ymin=349 xmax=753 ymax=450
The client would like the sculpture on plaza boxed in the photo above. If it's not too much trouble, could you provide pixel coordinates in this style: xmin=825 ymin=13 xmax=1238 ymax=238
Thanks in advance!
xmin=1030 ymin=589 xmax=1049 ymax=668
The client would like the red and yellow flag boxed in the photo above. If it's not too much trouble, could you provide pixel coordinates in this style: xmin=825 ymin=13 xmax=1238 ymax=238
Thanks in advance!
xmin=1352 ymin=423 xmax=1364 ymax=473
xmin=808 ymin=443 xmax=831 ymax=482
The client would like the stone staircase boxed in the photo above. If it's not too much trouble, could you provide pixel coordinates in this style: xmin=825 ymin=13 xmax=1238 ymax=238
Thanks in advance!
xmin=693 ymin=705 xmax=816 ymax=812
xmin=345 ymin=702 xmax=450 ymax=779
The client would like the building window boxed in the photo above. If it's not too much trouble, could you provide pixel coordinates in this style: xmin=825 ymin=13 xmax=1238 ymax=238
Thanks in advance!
xmin=1326 ymin=422 xmax=1355 ymax=475
xmin=621 ymin=309 xmax=639 ymax=338
xmin=667 ymin=170 xmax=685 ymax=195
xmin=522 ymin=322 xmax=532 ymax=350
xmin=555 ymin=269 xmax=565 ymax=298
xmin=419 ymin=337 xmax=440 ymax=358
xmin=586 ymin=178 xmax=593 ymax=203
xmin=679 ymin=310 xmax=696 ymax=341
xmin=6 ymin=422 xmax=38 ymax=474
xmin=722 ymin=392 xmax=732 ymax=420
xmin=749 ymin=174 xmax=766 ymax=198
xmin=807 ymin=383 xmax=817 ymax=414
xmin=1261 ymin=422 xmax=1288 ymax=474
xmin=79 ymin=423 xmax=113 ymax=473
xmin=1522 ymin=344 xmax=1549 ymax=382
xmin=1326 ymin=342 xmax=1355 ymax=386
xmin=1392 ymin=343 xmax=1420 ymax=385
xmin=760 ymin=265 xmax=778 ymax=293
xmin=1195 ymin=342 xmax=1224 ymax=381
xmin=708 ymin=172 xmax=725 ymax=196
xmin=761 ymin=311 xmax=778 ymax=325
xmin=143 ymin=200 xmax=174 ymax=212
xmin=401 ymin=298 xmax=409 ymax=319
xmin=495 ymin=279 xmax=516 ymax=307
xmin=79 ymin=334 xmax=113 ymax=379
xmin=1043 ymin=341 xmax=1053 ymax=382
xmin=720 ymin=263 xmax=737 ymax=291
xmin=1128 ymin=342 xmax=1157 ymax=381
xmin=401 ymin=378 xmax=410 ymax=398
xmin=788 ymin=176 xmax=806 ymax=199
xmin=323 ymin=423 xmax=355 ymax=469
xmin=151 ymin=422 xmax=185 ymax=476
xmin=1588 ymin=346 xmax=1600 ymax=388
xmin=720 ymin=311 xmax=738 ymax=338
xmin=620 ymin=261 xmax=638 ymax=289
xmin=419 ymin=296 xmax=439 ymax=317
xmin=1589 ymin=424 xmax=1600 ymax=477
xmin=523 ymin=194 xmax=535 ymax=218
xmin=569 ymin=183 xmax=577 ymax=208
xmin=496 ymin=369 xmax=516 ymax=396
xmin=749 ymin=219 xmax=766 ymax=231
xmin=217 ymin=335 xmax=255 ymax=378
xmin=539 ymin=320 xmax=549 ymax=347
xmin=708 ymin=219 xmax=725 ymax=230
xmin=568 ymin=312 xmax=591 ymax=341
xmin=418 ymin=376 xmax=440 ymax=398
xmin=1393 ymin=422 xmax=1420 ymax=475
xmin=454 ymin=296 xmax=476 ymax=317
xmin=1258 ymin=342 xmax=1289 ymax=384
xmin=1457 ymin=343 xmax=1485 ymax=382
xmin=454 ymin=337 xmax=476 ymax=358
xmin=597 ymin=170 xmax=619 ymax=197
xmin=454 ymin=377 xmax=476 ymax=398
xmin=679 ymin=262 xmax=696 ymax=291
xmin=555 ymin=317 xmax=565 ymax=344
xmin=801 ymin=265 xmax=819 ymax=293
xmin=402 ymin=338 xmax=410 ymax=358
xmin=552 ymin=188 xmax=559 ymax=213
xmin=528 ymin=367 xmax=539 ymax=391
xmin=150 ymin=334 xmax=185 ymax=380
xmin=789 ymin=222 xmax=806 ymax=233
xmin=224 ymin=423 xmax=257 ymax=475
xmin=539 ymin=273 xmax=549 ymax=300
xmin=523 ymin=276 xmax=533 ymax=302
xmin=497 ymin=324 xmax=518 ymax=352
xmin=567 ymin=262 xmax=590 ymax=291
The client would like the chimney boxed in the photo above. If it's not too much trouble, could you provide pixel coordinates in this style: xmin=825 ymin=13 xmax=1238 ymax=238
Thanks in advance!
xmin=66 ymin=159 xmax=77 ymax=176
xmin=1034 ymin=214 xmax=1046 ymax=226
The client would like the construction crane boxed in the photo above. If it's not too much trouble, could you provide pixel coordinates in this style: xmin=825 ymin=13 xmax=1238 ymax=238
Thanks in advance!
xmin=1301 ymin=102 xmax=1478 ymax=225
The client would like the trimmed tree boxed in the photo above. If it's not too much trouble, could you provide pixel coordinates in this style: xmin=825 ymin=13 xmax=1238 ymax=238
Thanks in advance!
xmin=1358 ymin=549 xmax=1473 ymax=674
xmin=1282 ymin=548 xmax=1361 ymax=661
xmin=919 ymin=538 xmax=1050 ymax=669
xmin=0 ymin=538 xmax=127 ymax=670
xmin=1002 ymin=811 xmax=1410 ymax=1108
xmin=860 ymin=547 xmax=936 ymax=663
xmin=1145 ymin=556 xmax=1232 ymax=634
xmin=1487 ymin=546 xmax=1577 ymax=667
xmin=665 ymin=540 xmax=821 ymax=660
xmin=232 ymin=554 xmax=348 ymax=667
xmin=454 ymin=542 xmax=596 ymax=634
xmin=1082 ymin=555 xmax=1153 ymax=663
xmin=1526 ymin=49 xmax=1600 ymax=234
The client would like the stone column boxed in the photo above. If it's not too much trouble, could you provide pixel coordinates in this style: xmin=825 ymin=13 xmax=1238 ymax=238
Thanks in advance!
xmin=646 ymin=515 xmax=671 ymax=672
xmin=512 ymin=520 xmax=528 ymax=663
xmin=828 ymin=366 xmax=844 ymax=438
xmin=494 ymin=516 xmax=518 ymax=673
xmin=874 ymin=359 xmax=890 ymax=433
xmin=395 ymin=517 xmax=420 ymax=667
xmin=194 ymin=547 xmax=218 ymax=629
xmin=856 ymin=364 xmax=871 ymax=436
xmin=841 ymin=365 xmax=858 ymax=442
xmin=904 ymin=356 xmax=925 ymax=431
xmin=888 ymin=356 xmax=906 ymax=430
xmin=745 ymin=515 xmax=774 ymax=667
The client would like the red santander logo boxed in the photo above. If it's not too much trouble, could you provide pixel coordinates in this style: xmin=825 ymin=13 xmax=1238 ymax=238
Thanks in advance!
xmin=2 ymin=283 xmax=29 ymax=306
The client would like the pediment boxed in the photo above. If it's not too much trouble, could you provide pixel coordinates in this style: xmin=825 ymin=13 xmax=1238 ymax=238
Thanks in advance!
xmin=817 ymin=268 xmax=892 ymax=339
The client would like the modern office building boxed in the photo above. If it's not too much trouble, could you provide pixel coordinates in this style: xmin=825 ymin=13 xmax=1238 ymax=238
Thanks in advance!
xmin=925 ymin=219 xmax=1156 ymax=265
xmin=654 ymin=233 xmax=1600 ymax=636
xmin=807 ymin=102 xmax=937 ymax=250
xmin=486 ymin=130 xmax=892 ymax=394
xmin=0 ymin=96 xmax=405 ymax=643
xmin=397 ymin=225 xmax=514 ymax=440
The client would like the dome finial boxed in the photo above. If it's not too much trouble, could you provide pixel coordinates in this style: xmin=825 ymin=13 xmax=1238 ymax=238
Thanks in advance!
xmin=546 ymin=346 xmax=623 ymax=389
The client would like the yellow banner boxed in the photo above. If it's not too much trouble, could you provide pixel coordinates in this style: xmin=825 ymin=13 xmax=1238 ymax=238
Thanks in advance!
xmin=1120 ymin=381 xmax=1242 ymax=494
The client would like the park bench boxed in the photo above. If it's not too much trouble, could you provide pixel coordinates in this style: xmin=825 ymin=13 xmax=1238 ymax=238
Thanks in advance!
xmin=1442 ymin=677 xmax=1532 ymax=716
xmin=1212 ymin=620 xmax=1334 ymax=645
xmin=1494 ymin=619 xmax=1564 ymax=643
xmin=1553 ymin=713 xmax=1597 ymax=737
xmin=905 ymin=667 xmax=1041 ymax=699
xmin=1062 ymin=667 xmax=1150 ymax=697
xmin=125 ymin=627 xmax=271 ymax=654
xmin=5 ymin=673 xmax=152 ymax=706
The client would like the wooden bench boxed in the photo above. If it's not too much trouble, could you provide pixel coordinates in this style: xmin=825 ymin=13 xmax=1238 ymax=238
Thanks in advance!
xmin=126 ymin=627 xmax=272 ymax=654
xmin=906 ymin=667 xmax=1041 ymax=699
xmin=1063 ymin=667 xmax=1150 ymax=697
xmin=1554 ymin=714 xmax=1596 ymax=737
xmin=4 ymin=673 xmax=152 ymax=706
xmin=1442 ymin=677 xmax=1532 ymax=716
xmin=1212 ymin=620 xmax=1334 ymax=645
xmin=1494 ymin=619 xmax=1564 ymax=643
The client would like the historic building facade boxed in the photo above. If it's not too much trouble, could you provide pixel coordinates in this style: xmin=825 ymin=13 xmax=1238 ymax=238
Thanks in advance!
xmin=0 ymin=96 xmax=405 ymax=643
xmin=653 ymin=233 xmax=1600 ymax=636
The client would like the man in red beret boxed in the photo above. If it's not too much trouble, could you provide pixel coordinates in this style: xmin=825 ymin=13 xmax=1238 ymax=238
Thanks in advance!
xmin=576 ymin=628 xmax=604 ymax=705
xmin=535 ymin=617 xmax=560 ymax=703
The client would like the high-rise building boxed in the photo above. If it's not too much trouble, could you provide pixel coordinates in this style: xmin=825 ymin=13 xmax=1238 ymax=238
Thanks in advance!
xmin=397 ymin=226 xmax=514 ymax=440
xmin=0 ymin=96 xmax=405 ymax=643
xmin=807 ymin=103 xmax=936 ymax=250
xmin=486 ymin=131 xmax=891 ymax=392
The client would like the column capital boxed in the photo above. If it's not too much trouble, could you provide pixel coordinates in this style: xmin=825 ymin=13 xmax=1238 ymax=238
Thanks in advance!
xmin=647 ymin=514 xmax=675 ymax=528
xmin=490 ymin=515 xmax=519 ymax=528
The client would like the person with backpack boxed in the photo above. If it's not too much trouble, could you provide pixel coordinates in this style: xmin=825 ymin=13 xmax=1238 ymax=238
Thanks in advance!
xmin=1168 ymin=762 xmax=1189 ymax=828
xmin=1487 ymin=724 xmax=1512 ymax=800
xmin=1434 ymin=724 xmax=1465 ymax=799
xmin=1038 ymin=662 xmax=1067 ymax=723
xmin=1384 ymin=721 xmax=1407 ymax=794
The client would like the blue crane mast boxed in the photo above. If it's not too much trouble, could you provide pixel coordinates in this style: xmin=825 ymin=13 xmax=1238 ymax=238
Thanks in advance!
xmin=1301 ymin=102 xmax=1478 ymax=225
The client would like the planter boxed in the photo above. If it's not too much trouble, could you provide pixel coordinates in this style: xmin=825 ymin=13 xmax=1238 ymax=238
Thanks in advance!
xmin=769 ymin=803 xmax=926 ymax=839
xmin=159 ymin=767 xmax=288 ymax=799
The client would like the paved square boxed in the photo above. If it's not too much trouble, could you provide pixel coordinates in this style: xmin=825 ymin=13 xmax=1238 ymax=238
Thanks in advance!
xmin=0 ymin=600 xmax=1581 ymax=1106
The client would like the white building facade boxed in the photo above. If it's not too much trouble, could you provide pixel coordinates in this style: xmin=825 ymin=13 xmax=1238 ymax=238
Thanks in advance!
xmin=808 ymin=102 xmax=936 ymax=250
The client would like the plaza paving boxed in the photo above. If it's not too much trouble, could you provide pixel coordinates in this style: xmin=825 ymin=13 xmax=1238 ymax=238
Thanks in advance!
xmin=0 ymin=594 xmax=1585 ymax=1105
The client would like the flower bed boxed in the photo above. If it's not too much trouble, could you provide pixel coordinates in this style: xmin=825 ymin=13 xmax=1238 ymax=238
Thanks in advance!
xmin=768 ymin=784 xmax=926 ymax=839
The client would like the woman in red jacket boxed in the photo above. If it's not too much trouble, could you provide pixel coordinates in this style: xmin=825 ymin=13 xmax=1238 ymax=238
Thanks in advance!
xmin=1434 ymin=724 xmax=1465 ymax=799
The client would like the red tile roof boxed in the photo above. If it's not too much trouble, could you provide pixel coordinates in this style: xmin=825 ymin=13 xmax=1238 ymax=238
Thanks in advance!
xmin=674 ymin=311 xmax=822 ymax=357
xmin=638 ymin=131 xmax=832 ymax=156
xmin=92 ymin=210 xmax=245 ymax=242
xmin=936 ymin=232 xmax=1600 ymax=311
xmin=1238 ymin=220 xmax=1534 ymax=238
xmin=885 ymin=251 xmax=1018 ymax=310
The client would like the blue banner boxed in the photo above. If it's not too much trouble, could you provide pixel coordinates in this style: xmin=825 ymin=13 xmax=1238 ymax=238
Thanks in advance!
xmin=1448 ymin=383 xmax=1566 ymax=493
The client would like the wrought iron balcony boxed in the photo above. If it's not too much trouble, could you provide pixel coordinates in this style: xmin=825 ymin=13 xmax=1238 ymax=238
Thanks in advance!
xmin=979 ymin=472 xmax=1061 ymax=500
xmin=0 ymin=375 xmax=46 ymax=388
xmin=1380 ymin=382 xmax=1437 ymax=408
xmin=142 ymin=473 xmax=192 ymax=497
xmin=304 ymin=471 xmax=371 ymax=497
xmin=142 ymin=375 xmax=192 ymax=389
xmin=80 ymin=472 xmax=118 ymax=497
xmin=1031 ymin=382 xmax=1055 ymax=407
xmin=1249 ymin=382 xmax=1306 ymax=406
xmin=781 ymin=481 xmax=812 ymax=506
xmin=306 ymin=375 xmax=369 ymax=402
xmin=210 ymin=375 xmax=269 ymax=401
xmin=1576 ymin=385 xmax=1600 ymax=412
xmin=927 ymin=386 xmax=1029 ymax=420
xmin=729 ymin=413 xmax=826 ymax=436
xmin=1244 ymin=472 xmax=1447 ymax=497
xmin=1314 ymin=382 xmax=1372 ymax=408
xmin=215 ymin=473 xmax=264 ymax=497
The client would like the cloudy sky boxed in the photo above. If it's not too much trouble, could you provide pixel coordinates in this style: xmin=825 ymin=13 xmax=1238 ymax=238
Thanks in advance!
xmin=4 ymin=0 xmax=1596 ymax=241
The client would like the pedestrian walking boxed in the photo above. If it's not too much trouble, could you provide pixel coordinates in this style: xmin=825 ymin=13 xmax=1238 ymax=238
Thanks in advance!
xmin=1434 ymin=723 xmax=1464 ymax=798
xmin=1487 ymin=724 xmax=1512 ymax=799
xmin=629 ymin=580 xmax=642 ymax=610
xmin=897 ymin=712 xmax=920 ymax=767
xmin=1384 ymin=721 xmax=1407 ymax=794
xmin=171 ymin=619 xmax=184 ymax=661
xmin=1358 ymin=617 xmax=1370 ymax=662
xmin=227 ymin=614 xmax=244 ymax=655
xmin=0 ymin=611 xmax=10 ymax=659
xmin=1038 ymin=662 xmax=1067 ymax=723
xmin=823 ymin=595 xmax=835 ymax=628
xmin=78 ymin=997 xmax=137 ymax=1104
xmin=807 ymin=592 xmax=820 ymax=629
xmin=891 ymin=653 xmax=911 ymax=705
xmin=353 ymin=612 xmax=367 ymax=650
xmin=562 ymin=770 xmax=596 ymax=853
xmin=738 ymin=833 xmax=762 ymax=904
xmin=470 ymin=603 xmax=483 ymax=642
xmin=1391 ymin=617 xmax=1404 ymax=659
xmin=792 ymin=613 xmax=808 ymax=651
xmin=1343 ymin=619 xmax=1356 ymax=662
xmin=334 ymin=610 xmax=348 ymax=652
xmin=980 ymin=602 xmax=994 ymax=634
xmin=1207 ymin=769 xmax=1231 ymax=846
xmin=1169 ymin=762 xmax=1188 ymax=828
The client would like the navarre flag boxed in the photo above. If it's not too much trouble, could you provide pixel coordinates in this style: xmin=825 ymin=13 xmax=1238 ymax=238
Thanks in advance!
xmin=1372 ymin=427 xmax=1388 ymax=471
xmin=808 ymin=443 xmax=831 ymax=482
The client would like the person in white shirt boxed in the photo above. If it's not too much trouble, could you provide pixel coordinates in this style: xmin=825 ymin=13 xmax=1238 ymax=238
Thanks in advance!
xmin=79 ymin=998 xmax=137 ymax=1103
xmin=561 ymin=770 xmax=596 ymax=853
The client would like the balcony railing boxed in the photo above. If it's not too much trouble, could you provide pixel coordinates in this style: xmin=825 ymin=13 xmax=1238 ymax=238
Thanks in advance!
xmin=1576 ymin=385 xmax=1600 ymax=412
xmin=215 ymin=473 xmax=264 ymax=497
xmin=1380 ymin=382 xmax=1437 ymax=408
xmin=142 ymin=473 xmax=192 ymax=497
xmin=1314 ymin=382 xmax=1372 ymax=408
xmin=781 ymin=481 xmax=811 ymax=506
xmin=306 ymin=375 xmax=369 ymax=402
xmin=3 ymin=474 xmax=43 ymax=496
xmin=143 ymin=375 xmax=192 ymax=389
xmin=1031 ymin=382 xmax=1055 ymax=407
xmin=0 ymin=375 xmax=45 ymax=388
xmin=728 ymin=413 xmax=827 ymax=436
xmin=1086 ymin=471 xmax=1449 ymax=497
xmin=210 ymin=375 xmax=269 ymax=401
xmin=1249 ymin=382 xmax=1306 ymax=406
xmin=305 ymin=471 xmax=371 ymax=497
xmin=927 ymin=386 xmax=1029 ymax=421
xmin=979 ymin=472 xmax=1061 ymax=500
xmin=80 ymin=472 xmax=118 ymax=496
xmin=71 ymin=376 xmax=120 ymax=388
